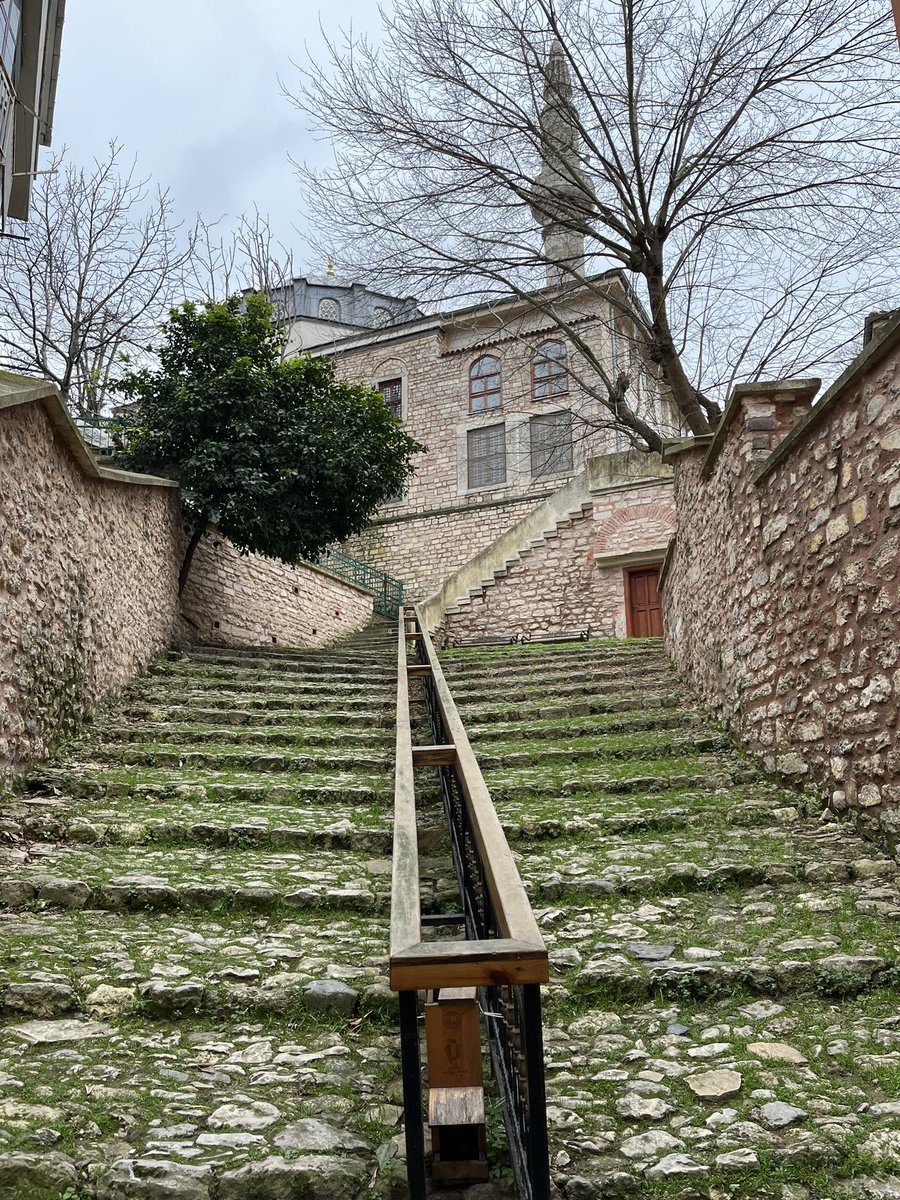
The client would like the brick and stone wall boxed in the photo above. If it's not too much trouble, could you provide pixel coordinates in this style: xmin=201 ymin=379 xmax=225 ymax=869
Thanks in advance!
xmin=182 ymin=534 xmax=374 ymax=647
xmin=441 ymin=480 xmax=675 ymax=641
xmin=0 ymin=389 xmax=183 ymax=778
xmin=342 ymin=494 xmax=546 ymax=597
xmin=661 ymin=315 xmax=900 ymax=845
xmin=330 ymin=292 xmax=680 ymax=596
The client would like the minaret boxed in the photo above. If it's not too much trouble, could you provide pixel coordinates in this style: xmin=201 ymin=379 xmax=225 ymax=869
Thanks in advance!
xmin=528 ymin=40 xmax=596 ymax=288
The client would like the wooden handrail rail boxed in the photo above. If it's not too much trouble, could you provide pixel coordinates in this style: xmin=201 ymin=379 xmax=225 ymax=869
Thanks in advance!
xmin=389 ymin=607 xmax=547 ymax=991
xmin=390 ymin=601 xmax=421 ymax=962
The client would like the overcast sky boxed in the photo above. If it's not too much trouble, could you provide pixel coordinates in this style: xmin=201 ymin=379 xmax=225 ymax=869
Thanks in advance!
xmin=50 ymin=0 xmax=382 ymax=271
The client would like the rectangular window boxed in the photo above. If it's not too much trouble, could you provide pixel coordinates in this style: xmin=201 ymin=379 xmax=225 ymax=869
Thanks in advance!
xmin=531 ymin=411 xmax=573 ymax=479
xmin=377 ymin=377 xmax=402 ymax=418
xmin=467 ymin=423 xmax=506 ymax=489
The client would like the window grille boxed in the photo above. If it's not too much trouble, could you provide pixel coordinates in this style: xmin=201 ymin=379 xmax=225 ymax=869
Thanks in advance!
xmin=467 ymin=423 xmax=506 ymax=488
xmin=318 ymin=297 xmax=341 ymax=321
xmin=530 ymin=411 xmax=573 ymax=479
xmin=378 ymin=378 xmax=403 ymax=419
xmin=469 ymin=355 xmax=502 ymax=412
xmin=532 ymin=340 xmax=568 ymax=400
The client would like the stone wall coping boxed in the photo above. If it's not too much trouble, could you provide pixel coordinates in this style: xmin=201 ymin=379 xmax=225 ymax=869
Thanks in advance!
xmin=661 ymin=435 xmax=712 ymax=461
xmin=0 ymin=373 xmax=178 ymax=490
xmin=367 ymin=489 xmax=559 ymax=527
xmin=752 ymin=309 xmax=900 ymax=484
xmin=657 ymin=534 xmax=677 ymax=593
xmin=699 ymin=378 xmax=821 ymax=480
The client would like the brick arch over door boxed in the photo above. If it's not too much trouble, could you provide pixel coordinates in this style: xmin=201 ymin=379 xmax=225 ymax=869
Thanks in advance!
xmin=589 ymin=501 xmax=675 ymax=562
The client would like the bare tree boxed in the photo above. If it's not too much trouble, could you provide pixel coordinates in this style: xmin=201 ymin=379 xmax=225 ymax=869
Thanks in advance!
xmin=291 ymin=0 xmax=900 ymax=452
xmin=183 ymin=208 xmax=296 ymax=315
xmin=0 ymin=142 xmax=192 ymax=418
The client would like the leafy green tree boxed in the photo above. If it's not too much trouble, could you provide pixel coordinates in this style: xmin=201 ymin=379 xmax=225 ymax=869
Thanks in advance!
xmin=116 ymin=293 xmax=423 ymax=593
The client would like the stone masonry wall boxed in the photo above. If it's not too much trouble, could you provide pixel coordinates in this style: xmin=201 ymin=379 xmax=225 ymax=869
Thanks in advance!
xmin=182 ymin=534 xmax=374 ymax=647
xmin=0 ymin=396 xmax=183 ymax=778
xmin=662 ymin=318 xmax=900 ymax=845
xmin=442 ymin=482 xmax=675 ymax=641
xmin=342 ymin=495 xmax=544 ymax=598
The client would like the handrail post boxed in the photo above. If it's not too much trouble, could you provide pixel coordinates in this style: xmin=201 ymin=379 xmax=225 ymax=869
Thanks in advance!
xmin=399 ymin=989 xmax=427 ymax=1200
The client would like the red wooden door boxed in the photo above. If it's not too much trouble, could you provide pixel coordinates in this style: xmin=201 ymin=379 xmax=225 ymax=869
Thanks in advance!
xmin=625 ymin=567 xmax=663 ymax=638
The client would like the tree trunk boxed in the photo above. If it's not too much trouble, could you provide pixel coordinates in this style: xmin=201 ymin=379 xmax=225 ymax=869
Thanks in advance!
xmin=178 ymin=522 xmax=207 ymax=596
xmin=643 ymin=262 xmax=712 ymax=438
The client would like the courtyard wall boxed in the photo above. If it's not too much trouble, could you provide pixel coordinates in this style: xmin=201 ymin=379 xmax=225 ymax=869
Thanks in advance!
xmin=0 ymin=381 xmax=183 ymax=777
xmin=661 ymin=315 xmax=900 ymax=844
xmin=0 ymin=378 xmax=377 ymax=779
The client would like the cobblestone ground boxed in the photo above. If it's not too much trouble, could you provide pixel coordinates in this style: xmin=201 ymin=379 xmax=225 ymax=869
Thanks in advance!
xmin=441 ymin=638 xmax=900 ymax=1200
xmin=0 ymin=622 xmax=433 ymax=1200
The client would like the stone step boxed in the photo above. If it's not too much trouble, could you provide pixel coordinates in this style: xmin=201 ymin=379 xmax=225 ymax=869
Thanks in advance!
xmin=80 ymin=745 xmax=391 ymax=774
xmin=117 ymin=703 xmax=392 ymax=728
xmin=26 ymin=769 xmax=387 ymax=807
xmin=163 ymin=652 xmax=395 ymax=679
xmin=482 ymin=753 xmax=753 ymax=801
xmin=442 ymin=650 xmax=670 ymax=681
xmin=123 ymin=688 xmax=393 ymax=714
xmin=467 ymin=708 xmax=710 ymax=742
xmin=136 ymin=673 xmax=395 ymax=699
xmin=461 ymin=691 xmax=687 ymax=723
xmin=91 ymin=723 xmax=390 ymax=750
xmin=474 ymin=731 xmax=732 ymax=769
xmin=0 ymin=842 xmax=410 ymax=916
xmin=440 ymin=639 xmax=665 ymax=670
xmin=538 ymin=986 xmax=900 ymax=1192
xmin=449 ymin=678 xmax=685 ymax=708
xmin=447 ymin=665 xmax=677 ymax=698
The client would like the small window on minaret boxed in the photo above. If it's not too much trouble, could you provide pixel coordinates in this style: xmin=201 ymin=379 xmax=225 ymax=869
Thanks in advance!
xmin=469 ymin=355 xmax=502 ymax=412
xmin=532 ymin=340 xmax=568 ymax=399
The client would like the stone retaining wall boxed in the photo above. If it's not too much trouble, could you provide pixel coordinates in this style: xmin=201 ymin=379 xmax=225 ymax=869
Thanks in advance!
xmin=341 ymin=494 xmax=545 ymax=598
xmin=661 ymin=315 xmax=900 ymax=845
xmin=181 ymin=535 xmax=374 ymax=647
xmin=0 ymin=383 xmax=183 ymax=778
xmin=441 ymin=480 xmax=675 ymax=641
xmin=0 ymin=377 xmax=379 ymax=779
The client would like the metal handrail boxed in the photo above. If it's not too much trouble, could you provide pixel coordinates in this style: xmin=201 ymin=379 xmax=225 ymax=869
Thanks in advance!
xmin=315 ymin=547 xmax=404 ymax=619
xmin=390 ymin=604 xmax=549 ymax=1200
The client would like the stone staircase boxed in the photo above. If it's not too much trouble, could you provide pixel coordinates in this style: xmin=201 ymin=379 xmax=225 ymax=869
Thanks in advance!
xmin=441 ymin=500 xmax=594 ymax=623
xmin=0 ymin=622 xmax=424 ymax=1200
xmin=441 ymin=637 xmax=900 ymax=1198
xmin=4 ymin=626 xmax=900 ymax=1198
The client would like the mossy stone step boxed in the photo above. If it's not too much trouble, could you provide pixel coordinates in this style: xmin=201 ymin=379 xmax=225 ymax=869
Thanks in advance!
xmin=467 ymin=708 xmax=711 ymax=741
xmin=92 ymin=723 xmax=391 ymax=749
xmin=462 ymin=691 xmax=687 ymax=722
xmin=448 ymin=666 xmax=677 ymax=699
xmin=130 ymin=684 xmax=393 ymax=709
xmin=118 ymin=703 xmax=392 ymax=728
xmin=82 ymin=745 xmax=390 ymax=773
xmin=27 ymin=770 xmax=386 ymax=806
xmin=476 ymin=732 xmax=732 ymax=768
xmin=157 ymin=656 xmax=395 ymax=681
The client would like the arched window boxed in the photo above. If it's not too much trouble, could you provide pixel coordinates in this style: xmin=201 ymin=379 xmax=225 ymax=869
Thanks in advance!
xmin=532 ymin=340 xmax=568 ymax=400
xmin=372 ymin=306 xmax=392 ymax=328
xmin=469 ymin=354 xmax=501 ymax=412
xmin=318 ymin=297 xmax=341 ymax=321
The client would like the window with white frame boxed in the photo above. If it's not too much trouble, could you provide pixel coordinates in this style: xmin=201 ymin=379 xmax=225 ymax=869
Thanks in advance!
xmin=467 ymin=423 xmax=506 ymax=488
xmin=530 ymin=410 xmax=574 ymax=479
xmin=532 ymin=340 xmax=568 ymax=400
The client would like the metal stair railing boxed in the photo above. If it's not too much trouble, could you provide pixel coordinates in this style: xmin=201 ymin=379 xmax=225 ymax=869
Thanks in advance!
xmin=314 ymin=547 xmax=404 ymax=619
xmin=390 ymin=604 xmax=550 ymax=1200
